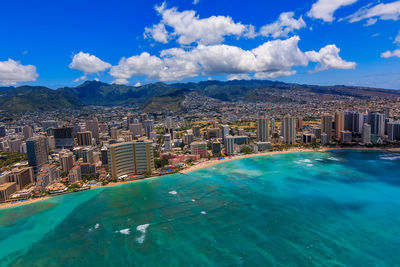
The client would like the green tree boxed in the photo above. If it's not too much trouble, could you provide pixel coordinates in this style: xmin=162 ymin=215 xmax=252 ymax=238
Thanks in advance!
xmin=240 ymin=147 xmax=253 ymax=154
xmin=154 ymin=158 xmax=169 ymax=169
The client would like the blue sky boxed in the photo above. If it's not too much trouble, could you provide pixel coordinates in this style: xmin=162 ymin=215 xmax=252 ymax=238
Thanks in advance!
xmin=0 ymin=0 xmax=400 ymax=89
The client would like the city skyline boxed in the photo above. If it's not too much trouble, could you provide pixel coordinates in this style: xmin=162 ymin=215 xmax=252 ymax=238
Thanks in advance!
xmin=1 ymin=0 xmax=400 ymax=89
xmin=2 ymin=1 xmax=400 ymax=265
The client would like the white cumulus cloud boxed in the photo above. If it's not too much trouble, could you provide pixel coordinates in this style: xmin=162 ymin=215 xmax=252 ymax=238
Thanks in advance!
xmin=109 ymin=52 xmax=167 ymax=83
xmin=347 ymin=1 xmax=400 ymax=23
xmin=144 ymin=23 xmax=169 ymax=44
xmin=144 ymin=2 xmax=252 ymax=45
xmin=381 ymin=31 xmax=400 ymax=59
xmin=110 ymin=36 xmax=354 ymax=83
xmin=260 ymin=12 xmax=306 ymax=38
xmin=381 ymin=49 xmax=400 ymax=58
xmin=0 ymin=59 xmax=38 ymax=86
xmin=110 ymin=36 xmax=310 ymax=82
xmin=69 ymin=52 xmax=111 ymax=82
xmin=308 ymin=0 xmax=358 ymax=22
xmin=306 ymin=44 xmax=356 ymax=72
xmin=254 ymin=70 xmax=296 ymax=79
xmin=227 ymin=74 xmax=252 ymax=80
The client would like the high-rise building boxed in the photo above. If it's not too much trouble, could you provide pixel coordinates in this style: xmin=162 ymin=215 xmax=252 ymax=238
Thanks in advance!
xmin=270 ymin=118 xmax=276 ymax=135
xmin=190 ymin=141 xmax=207 ymax=158
xmin=140 ymin=113 xmax=149 ymax=122
xmin=183 ymin=132 xmax=194 ymax=146
xmin=321 ymin=133 xmax=328 ymax=145
xmin=212 ymin=142 xmax=222 ymax=155
xmin=80 ymin=163 xmax=96 ymax=178
xmin=0 ymin=125 xmax=6 ymax=137
xmin=9 ymin=139 xmax=22 ymax=152
xmin=388 ymin=121 xmax=400 ymax=141
xmin=343 ymin=111 xmax=362 ymax=133
xmin=60 ymin=151 xmax=74 ymax=174
xmin=41 ymin=164 xmax=60 ymax=184
xmin=321 ymin=114 xmax=333 ymax=141
xmin=77 ymin=131 xmax=92 ymax=146
xmin=385 ymin=118 xmax=391 ymax=135
xmin=36 ymin=170 xmax=51 ymax=193
xmin=54 ymin=127 xmax=74 ymax=148
xmin=283 ymin=115 xmax=296 ymax=144
xmin=340 ymin=131 xmax=352 ymax=144
xmin=23 ymin=126 xmax=33 ymax=140
xmin=164 ymin=134 xmax=172 ymax=151
xmin=207 ymin=128 xmax=221 ymax=139
xmin=257 ymin=116 xmax=269 ymax=142
xmin=237 ymin=127 xmax=245 ymax=136
xmin=127 ymin=114 xmax=135 ymax=127
xmin=110 ymin=127 xmax=118 ymax=139
xmin=221 ymin=125 xmax=229 ymax=144
xmin=143 ymin=120 xmax=154 ymax=138
xmin=101 ymin=147 xmax=108 ymax=165
xmin=47 ymin=136 xmax=55 ymax=150
xmin=107 ymin=140 xmax=155 ymax=179
xmin=369 ymin=112 xmax=385 ymax=136
xmin=129 ymin=123 xmax=142 ymax=137
xmin=312 ymin=127 xmax=321 ymax=139
xmin=335 ymin=112 xmax=344 ymax=140
xmin=42 ymin=121 xmax=58 ymax=131
xmin=82 ymin=147 xmax=94 ymax=163
xmin=224 ymin=135 xmax=248 ymax=155
xmin=165 ymin=116 xmax=173 ymax=137
xmin=86 ymin=119 xmax=99 ymax=142
xmin=68 ymin=165 xmax=82 ymax=183
xmin=192 ymin=125 xmax=201 ymax=137
xmin=362 ymin=123 xmax=371 ymax=144
xmin=296 ymin=117 xmax=303 ymax=132
xmin=26 ymin=136 xmax=49 ymax=173
xmin=225 ymin=135 xmax=235 ymax=156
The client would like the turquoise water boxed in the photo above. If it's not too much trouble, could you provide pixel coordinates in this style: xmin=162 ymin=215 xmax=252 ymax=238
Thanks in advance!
xmin=1 ymin=150 xmax=400 ymax=266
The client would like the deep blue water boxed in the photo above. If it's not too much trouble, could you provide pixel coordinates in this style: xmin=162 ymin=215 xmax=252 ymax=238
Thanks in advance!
xmin=0 ymin=150 xmax=400 ymax=266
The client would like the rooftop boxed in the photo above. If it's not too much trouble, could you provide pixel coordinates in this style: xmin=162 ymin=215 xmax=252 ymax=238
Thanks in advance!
xmin=0 ymin=182 xmax=16 ymax=190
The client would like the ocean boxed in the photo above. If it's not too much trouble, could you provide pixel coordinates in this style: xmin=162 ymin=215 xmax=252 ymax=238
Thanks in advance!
xmin=1 ymin=150 xmax=400 ymax=266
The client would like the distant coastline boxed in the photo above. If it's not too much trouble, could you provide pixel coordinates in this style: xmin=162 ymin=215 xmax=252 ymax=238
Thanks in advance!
xmin=1 ymin=147 xmax=398 ymax=210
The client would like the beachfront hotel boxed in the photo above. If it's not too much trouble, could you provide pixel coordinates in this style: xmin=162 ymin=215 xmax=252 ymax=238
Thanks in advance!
xmin=107 ymin=140 xmax=155 ymax=179
xmin=283 ymin=115 xmax=296 ymax=144
xmin=257 ymin=115 xmax=269 ymax=142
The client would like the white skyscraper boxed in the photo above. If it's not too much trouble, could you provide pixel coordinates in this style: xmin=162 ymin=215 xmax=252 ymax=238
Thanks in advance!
xmin=225 ymin=135 xmax=235 ymax=156
xmin=283 ymin=115 xmax=296 ymax=144
xmin=362 ymin=123 xmax=371 ymax=144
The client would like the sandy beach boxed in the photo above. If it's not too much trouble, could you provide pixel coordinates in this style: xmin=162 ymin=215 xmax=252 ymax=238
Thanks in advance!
xmin=0 ymin=196 xmax=50 ymax=209
xmin=180 ymin=147 xmax=329 ymax=174
xmin=1 ymin=146 xmax=398 ymax=209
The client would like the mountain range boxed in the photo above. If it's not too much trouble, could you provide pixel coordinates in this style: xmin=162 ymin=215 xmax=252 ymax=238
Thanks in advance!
xmin=1 ymin=80 xmax=400 ymax=112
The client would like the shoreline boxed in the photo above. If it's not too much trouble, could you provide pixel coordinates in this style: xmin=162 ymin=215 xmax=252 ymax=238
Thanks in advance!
xmin=1 ymin=147 xmax=398 ymax=210
xmin=180 ymin=146 xmax=400 ymax=174
xmin=180 ymin=147 xmax=329 ymax=174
